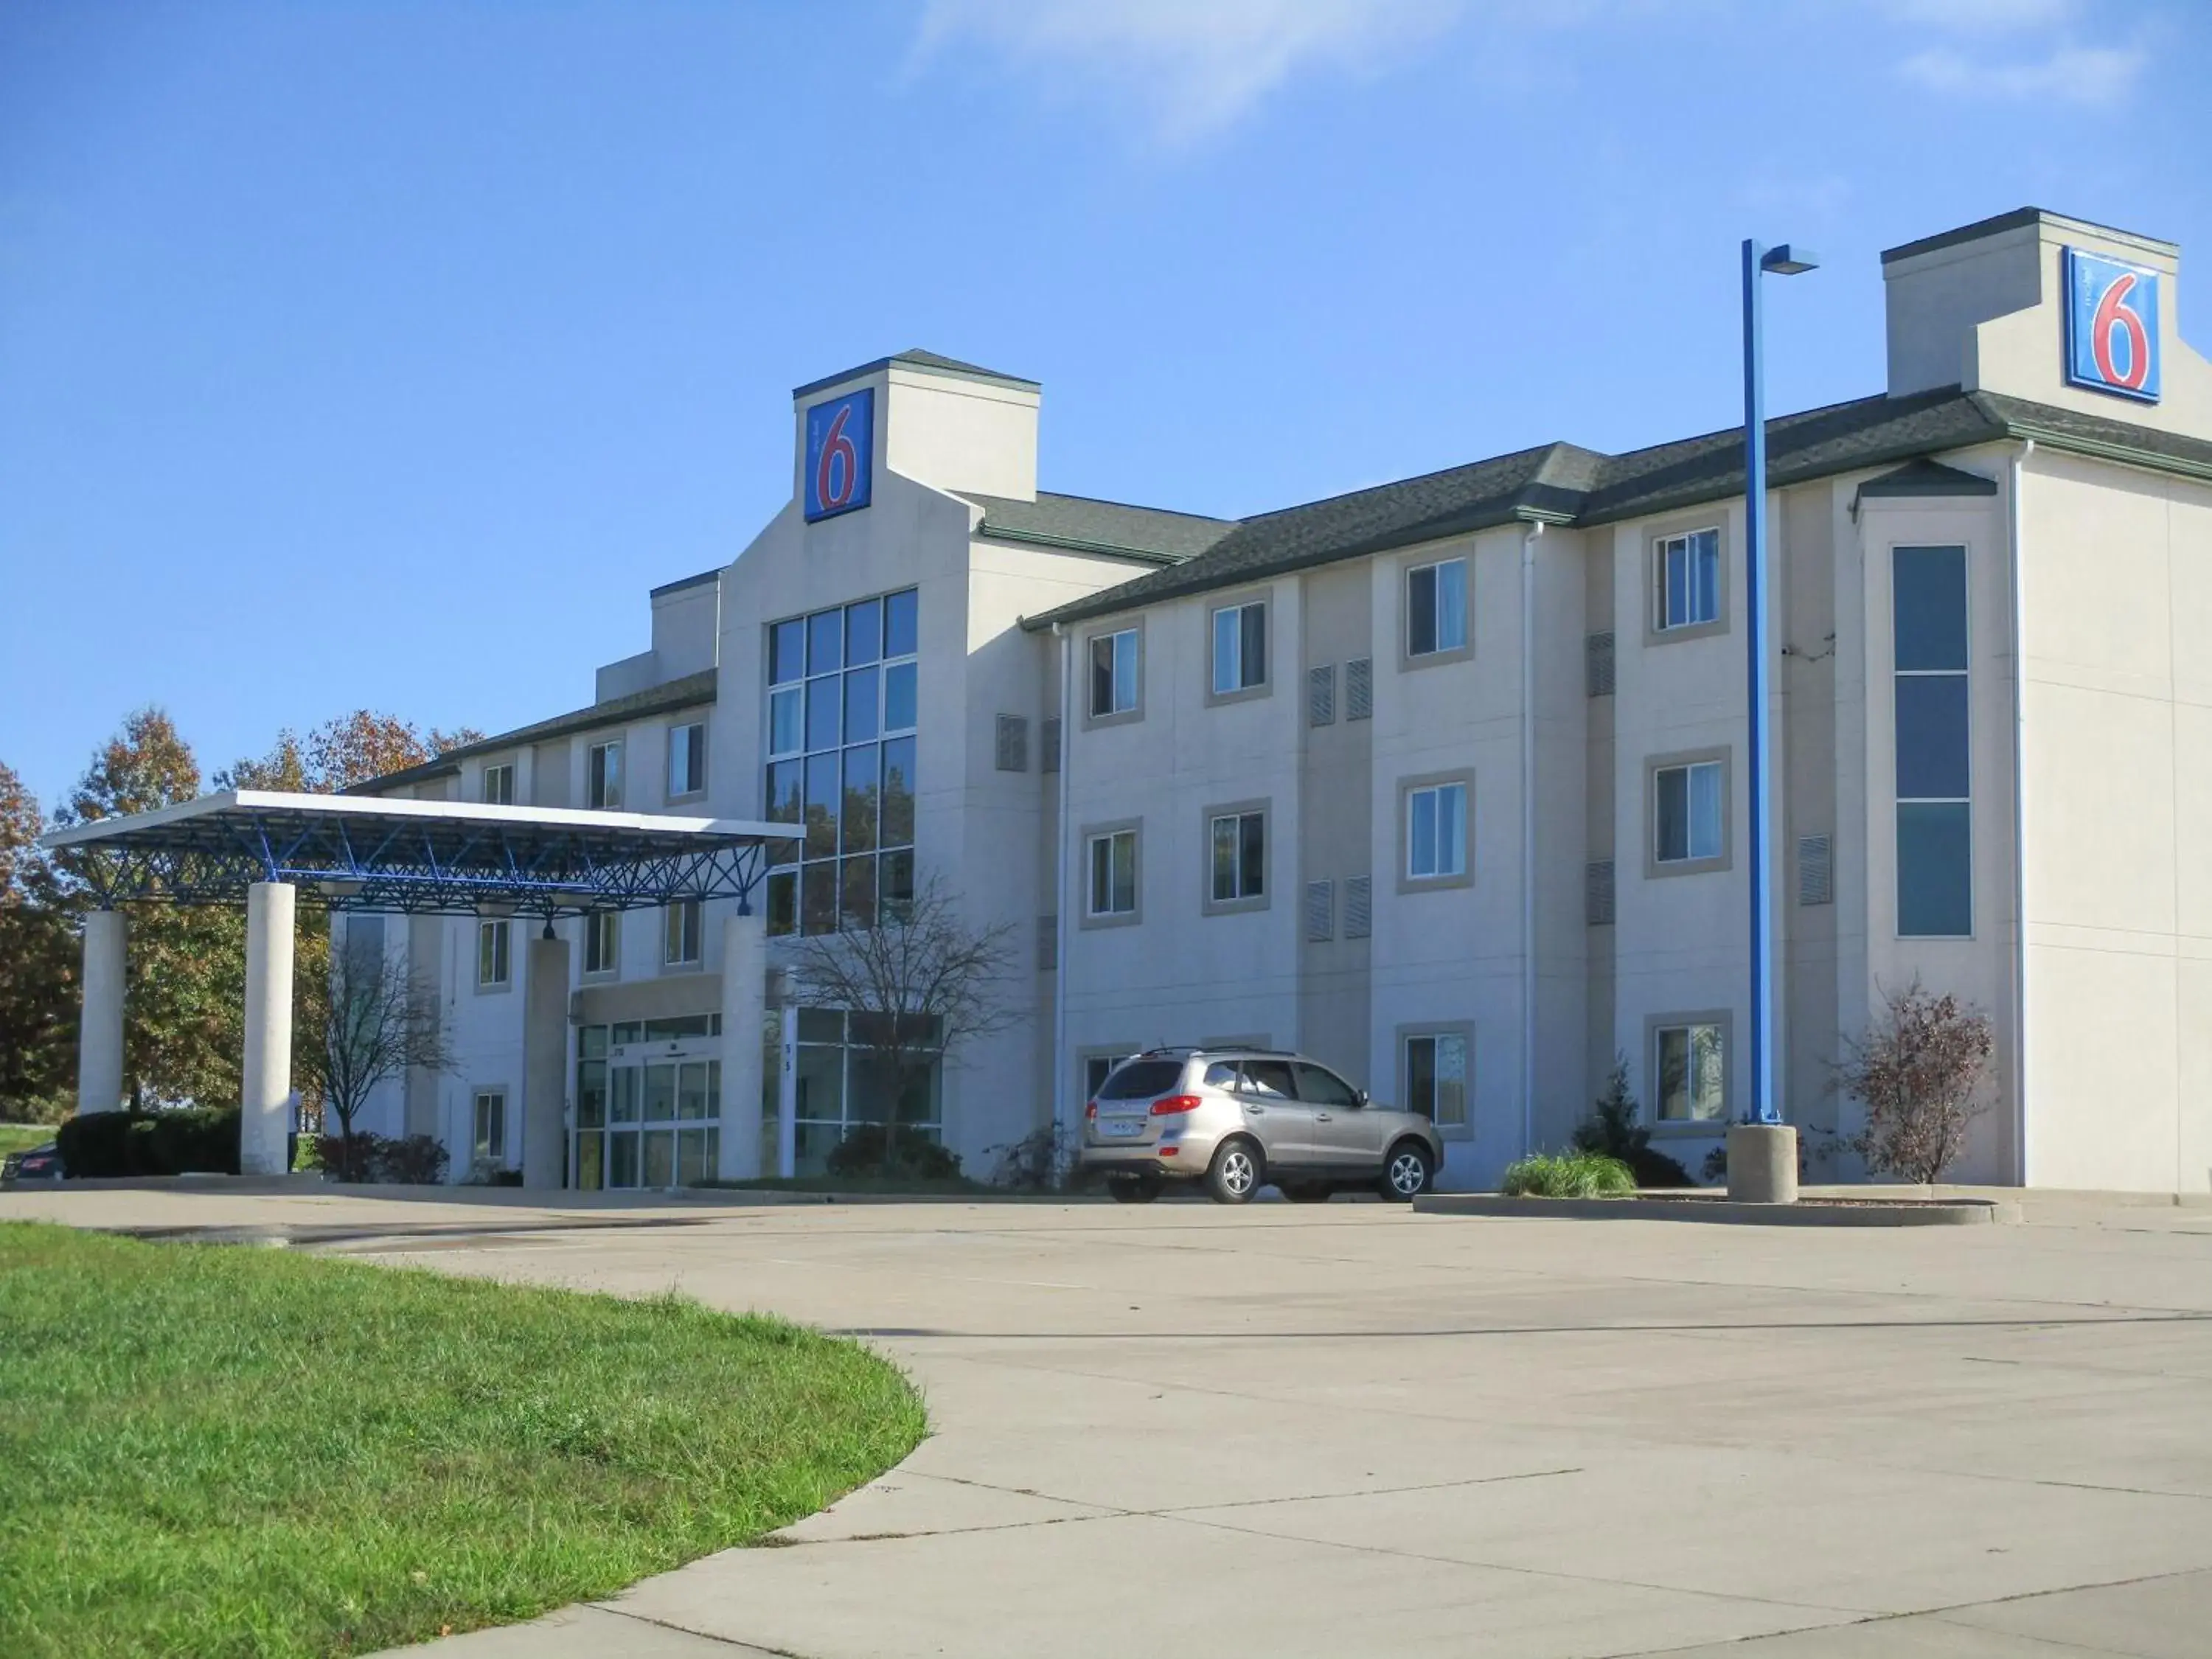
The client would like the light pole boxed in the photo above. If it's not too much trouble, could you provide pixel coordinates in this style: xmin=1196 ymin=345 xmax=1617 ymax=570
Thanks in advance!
xmin=1742 ymin=239 xmax=1818 ymax=1132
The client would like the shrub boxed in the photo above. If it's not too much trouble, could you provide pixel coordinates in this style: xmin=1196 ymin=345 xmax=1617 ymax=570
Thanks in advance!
xmin=1500 ymin=1151 xmax=1637 ymax=1198
xmin=57 ymin=1107 xmax=241 ymax=1179
xmin=1571 ymin=1059 xmax=1694 ymax=1188
xmin=1841 ymin=979 xmax=1994 ymax=1184
xmin=825 ymin=1124 xmax=961 ymax=1182
xmin=313 ymin=1131 xmax=451 ymax=1186
xmin=987 ymin=1121 xmax=1076 ymax=1191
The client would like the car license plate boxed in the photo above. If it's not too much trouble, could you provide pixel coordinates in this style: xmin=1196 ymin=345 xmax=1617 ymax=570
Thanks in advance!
xmin=1099 ymin=1118 xmax=1144 ymax=1138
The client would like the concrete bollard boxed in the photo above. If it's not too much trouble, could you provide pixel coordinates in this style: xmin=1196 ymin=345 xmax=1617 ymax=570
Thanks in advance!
xmin=1726 ymin=1123 xmax=1798 ymax=1204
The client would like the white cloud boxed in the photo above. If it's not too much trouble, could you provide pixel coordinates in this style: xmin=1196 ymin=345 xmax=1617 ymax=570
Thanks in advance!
xmin=1898 ymin=41 xmax=2148 ymax=105
xmin=912 ymin=0 xmax=1467 ymax=140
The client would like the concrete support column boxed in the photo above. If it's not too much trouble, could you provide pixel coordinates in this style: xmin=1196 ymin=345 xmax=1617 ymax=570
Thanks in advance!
xmin=240 ymin=882 xmax=296 ymax=1175
xmin=719 ymin=908 xmax=766 ymax=1180
xmin=76 ymin=908 xmax=128 ymax=1115
xmin=1727 ymin=1123 xmax=1799 ymax=1205
xmin=522 ymin=929 xmax=571 ymax=1189
xmin=777 ymin=1002 xmax=799 ymax=1180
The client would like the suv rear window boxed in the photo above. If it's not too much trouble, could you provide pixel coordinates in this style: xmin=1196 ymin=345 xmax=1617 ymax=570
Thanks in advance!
xmin=1096 ymin=1060 xmax=1185 ymax=1101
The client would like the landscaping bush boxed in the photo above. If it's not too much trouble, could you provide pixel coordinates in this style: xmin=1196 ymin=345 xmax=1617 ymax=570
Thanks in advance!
xmin=313 ymin=1131 xmax=451 ymax=1185
xmin=1571 ymin=1059 xmax=1694 ymax=1189
xmin=825 ymin=1123 xmax=961 ymax=1181
xmin=56 ymin=1107 xmax=241 ymax=1178
xmin=1500 ymin=1151 xmax=1637 ymax=1198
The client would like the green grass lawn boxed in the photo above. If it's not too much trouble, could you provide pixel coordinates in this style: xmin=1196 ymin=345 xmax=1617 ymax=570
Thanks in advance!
xmin=0 ymin=1222 xmax=926 ymax=1657
xmin=0 ymin=1123 xmax=56 ymax=1159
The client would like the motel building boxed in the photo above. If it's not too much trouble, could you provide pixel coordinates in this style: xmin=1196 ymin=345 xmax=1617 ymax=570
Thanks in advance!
xmin=328 ymin=206 xmax=2212 ymax=1196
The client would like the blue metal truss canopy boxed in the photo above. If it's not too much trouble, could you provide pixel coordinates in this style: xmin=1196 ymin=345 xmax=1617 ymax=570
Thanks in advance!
xmin=39 ymin=791 xmax=788 ymax=917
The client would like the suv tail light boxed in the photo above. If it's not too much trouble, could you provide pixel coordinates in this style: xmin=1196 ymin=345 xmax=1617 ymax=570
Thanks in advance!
xmin=1085 ymin=1099 xmax=1097 ymax=1121
xmin=1150 ymin=1094 xmax=1203 ymax=1117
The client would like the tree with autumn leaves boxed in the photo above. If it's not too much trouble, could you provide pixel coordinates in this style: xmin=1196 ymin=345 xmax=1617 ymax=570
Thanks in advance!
xmin=1 ymin=708 xmax=479 ymax=1121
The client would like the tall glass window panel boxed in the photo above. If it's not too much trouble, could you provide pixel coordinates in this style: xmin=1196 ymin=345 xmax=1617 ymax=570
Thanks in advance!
xmin=611 ymin=1067 xmax=640 ymax=1124
xmin=841 ymin=854 xmax=877 ymax=931
xmin=843 ymin=665 xmax=880 ymax=743
xmin=1212 ymin=601 xmax=1266 ymax=694
xmin=588 ymin=741 xmax=623 ymax=810
xmin=1405 ymin=1034 xmax=1469 ymax=1130
xmin=1898 ymin=803 xmax=1972 ymax=936
xmin=1091 ymin=630 xmax=1138 ymax=717
xmin=1211 ymin=812 xmax=1264 ymax=902
xmin=766 ymin=869 xmax=798 ymax=937
xmin=642 ymin=1130 xmax=675 ymax=1189
xmin=845 ymin=597 xmax=882 ymax=667
xmin=1656 ymin=529 xmax=1721 ymax=630
xmin=577 ymin=1059 xmax=607 ymax=1127
xmin=804 ymin=754 xmax=841 ymax=860
xmin=1408 ymin=560 xmax=1467 ymax=656
xmin=805 ymin=677 xmax=842 ymax=752
xmin=766 ymin=759 xmax=803 ymax=830
xmin=769 ymin=688 xmax=803 ymax=757
xmin=1408 ymin=783 xmax=1467 ymax=880
xmin=883 ymin=588 xmax=919 ymax=658
xmin=644 ymin=1062 xmax=677 ymax=1121
xmin=807 ymin=609 xmax=843 ymax=675
xmin=841 ymin=743 xmax=880 ymax=852
xmin=880 ymin=737 xmax=916 ymax=848
xmin=609 ymin=1130 xmax=639 ymax=1188
xmin=879 ymin=848 xmax=915 ymax=912
xmin=677 ymin=1061 xmax=712 ymax=1121
xmin=801 ymin=863 xmax=838 ymax=935
xmin=1893 ymin=546 xmax=1971 ymax=936
xmin=1656 ymin=1024 xmax=1725 ymax=1121
xmin=883 ymin=661 xmax=917 ymax=732
xmin=663 ymin=901 xmax=700 ymax=966
xmin=769 ymin=618 xmax=806 ymax=685
xmin=1655 ymin=762 xmax=1723 ymax=863
xmin=583 ymin=911 xmax=618 ymax=975
xmin=1090 ymin=830 xmax=1136 ymax=915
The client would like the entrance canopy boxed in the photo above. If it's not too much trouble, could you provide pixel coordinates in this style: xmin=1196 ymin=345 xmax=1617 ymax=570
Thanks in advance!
xmin=41 ymin=790 xmax=789 ymax=917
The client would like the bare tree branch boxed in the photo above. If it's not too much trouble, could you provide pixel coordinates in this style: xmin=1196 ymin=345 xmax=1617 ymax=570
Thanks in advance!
xmin=296 ymin=938 xmax=452 ymax=1181
xmin=1838 ymin=978 xmax=1994 ymax=1185
xmin=784 ymin=876 xmax=1015 ymax=1174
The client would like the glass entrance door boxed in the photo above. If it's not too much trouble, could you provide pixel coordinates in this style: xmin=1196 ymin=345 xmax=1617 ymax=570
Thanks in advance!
xmin=574 ymin=1018 xmax=723 ymax=1190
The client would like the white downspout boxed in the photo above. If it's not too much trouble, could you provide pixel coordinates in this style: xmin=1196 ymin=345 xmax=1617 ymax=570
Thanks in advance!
xmin=1521 ymin=521 xmax=1545 ymax=1156
xmin=2006 ymin=439 xmax=2033 ymax=1187
xmin=1051 ymin=622 xmax=1074 ymax=1167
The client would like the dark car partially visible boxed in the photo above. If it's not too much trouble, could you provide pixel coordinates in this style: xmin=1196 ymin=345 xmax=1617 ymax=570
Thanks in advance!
xmin=2 ymin=1141 xmax=62 ymax=1181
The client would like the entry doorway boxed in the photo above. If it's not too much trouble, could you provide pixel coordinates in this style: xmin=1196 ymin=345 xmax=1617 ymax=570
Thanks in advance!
xmin=573 ymin=1015 xmax=724 ymax=1190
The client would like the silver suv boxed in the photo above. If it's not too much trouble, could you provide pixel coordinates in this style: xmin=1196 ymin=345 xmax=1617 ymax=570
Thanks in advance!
xmin=1080 ymin=1048 xmax=1443 ymax=1205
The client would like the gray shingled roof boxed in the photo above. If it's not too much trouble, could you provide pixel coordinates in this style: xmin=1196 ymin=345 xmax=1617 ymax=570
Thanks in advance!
xmin=349 ymin=669 xmax=719 ymax=797
xmin=1024 ymin=387 xmax=2212 ymax=630
xmin=959 ymin=490 xmax=1237 ymax=564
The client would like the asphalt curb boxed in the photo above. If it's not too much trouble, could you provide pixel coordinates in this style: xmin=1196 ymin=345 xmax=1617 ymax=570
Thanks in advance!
xmin=1413 ymin=1193 xmax=2020 ymax=1225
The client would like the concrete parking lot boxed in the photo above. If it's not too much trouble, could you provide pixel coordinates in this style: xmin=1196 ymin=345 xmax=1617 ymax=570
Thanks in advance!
xmin=13 ymin=1183 xmax=2212 ymax=1657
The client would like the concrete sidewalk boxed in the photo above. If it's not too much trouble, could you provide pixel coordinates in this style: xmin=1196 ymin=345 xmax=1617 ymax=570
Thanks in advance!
xmin=13 ymin=1186 xmax=2212 ymax=1656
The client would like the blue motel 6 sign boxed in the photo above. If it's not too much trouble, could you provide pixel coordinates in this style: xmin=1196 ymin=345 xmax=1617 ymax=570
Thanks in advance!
xmin=2064 ymin=248 xmax=2161 ymax=403
xmin=804 ymin=388 xmax=874 ymax=521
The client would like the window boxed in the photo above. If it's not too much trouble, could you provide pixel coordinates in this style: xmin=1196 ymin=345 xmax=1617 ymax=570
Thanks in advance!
xmin=1086 ymin=827 xmax=1138 ymax=919
xmin=1210 ymin=599 xmax=1267 ymax=697
xmin=1894 ymin=546 xmax=1971 ymax=936
xmin=1406 ymin=557 xmax=1468 ymax=658
xmin=789 ymin=1007 xmax=943 ymax=1177
xmin=1403 ymin=1032 xmax=1470 ymax=1132
xmin=1654 ymin=759 xmax=1725 ymax=866
xmin=1654 ymin=1020 xmax=1725 ymax=1122
xmin=476 ymin=919 xmax=510 ymax=987
xmin=582 ymin=911 xmax=619 ymax=975
xmin=473 ymin=1089 xmax=507 ymax=1162
xmin=1655 ymin=528 xmax=1722 ymax=632
xmin=1405 ymin=780 xmax=1469 ymax=882
xmin=481 ymin=763 xmax=515 ymax=805
xmin=1208 ymin=808 xmax=1266 ymax=908
xmin=667 ymin=721 xmax=706 ymax=799
xmin=1294 ymin=1062 xmax=1360 ymax=1107
xmin=764 ymin=588 xmax=918 ymax=937
xmin=588 ymin=740 xmax=624 ymax=810
xmin=663 ymin=900 xmax=701 ymax=967
xmin=1088 ymin=627 xmax=1138 ymax=720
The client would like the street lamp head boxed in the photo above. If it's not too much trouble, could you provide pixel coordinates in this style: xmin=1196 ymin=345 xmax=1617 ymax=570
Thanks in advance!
xmin=1760 ymin=244 xmax=1820 ymax=276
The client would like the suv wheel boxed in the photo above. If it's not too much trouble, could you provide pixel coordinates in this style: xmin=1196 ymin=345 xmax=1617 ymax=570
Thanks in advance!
xmin=1379 ymin=1140 xmax=1434 ymax=1202
xmin=1109 ymin=1173 xmax=1161 ymax=1204
xmin=1206 ymin=1138 xmax=1262 ymax=1205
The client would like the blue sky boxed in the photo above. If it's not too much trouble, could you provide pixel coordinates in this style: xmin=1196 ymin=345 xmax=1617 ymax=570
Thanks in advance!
xmin=4 ymin=0 xmax=2207 ymax=810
